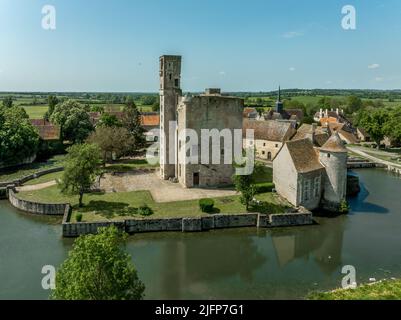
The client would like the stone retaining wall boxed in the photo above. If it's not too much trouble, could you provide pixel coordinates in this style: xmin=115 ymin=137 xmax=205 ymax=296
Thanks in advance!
xmin=0 ymin=167 xmax=63 ymax=188
xmin=0 ymin=187 xmax=6 ymax=200
xmin=62 ymin=209 xmax=314 ymax=237
xmin=8 ymin=188 xmax=67 ymax=215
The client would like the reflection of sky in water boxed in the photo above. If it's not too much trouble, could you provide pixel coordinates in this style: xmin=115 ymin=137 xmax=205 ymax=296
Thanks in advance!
xmin=0 ymin=168 xmax=401 ymax=299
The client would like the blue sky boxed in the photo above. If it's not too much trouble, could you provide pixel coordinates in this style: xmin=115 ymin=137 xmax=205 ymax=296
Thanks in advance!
xmin=0 ymin=0 xmax=400 ymax=92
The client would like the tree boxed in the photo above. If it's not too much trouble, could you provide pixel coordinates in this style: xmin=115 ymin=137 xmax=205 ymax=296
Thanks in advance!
xmin=233 ymin=172 xmax=256 ymax=211
xmin=97 ymin=113 xmax=122 ymax=128
xmin=0 ymin=106 xmax=40 ymax=167
xmin=51 ymin=226 xmax=145 ymax=300
xmin=151 ymin=101 xmax=160 ymax=112
xmin=121 ymin=98 xmax=146 ymax=151
xmin=87 ymin=126 xmax=135 ymax=166
xmin=346 ymin=96 xmax=363 ymax=114
xmin=2 ymin=96 xmax=13 ymax=108
xmin=50 ymin=99 xmax=94 ymax=143
xmin=383 ymin=107 xmax=401 ymax=145
xmin=44 ymin=95 xmax=59 ymax=121
xmin=356 ymin=108 xmax=389 ymax=148
xmin=141 ymin=95 xmax=157 ymax=105
xmin=59 ymin=143 xmax=101 ymax=207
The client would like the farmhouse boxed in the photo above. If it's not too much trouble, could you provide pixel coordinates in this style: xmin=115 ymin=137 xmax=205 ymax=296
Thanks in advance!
xmin=291 ymin=123 xmax=329 ymax=147
xmin=273 ymin=132 xmax=348 ymax=212
xmin=243 ymin=119 xmax=296 ymax=161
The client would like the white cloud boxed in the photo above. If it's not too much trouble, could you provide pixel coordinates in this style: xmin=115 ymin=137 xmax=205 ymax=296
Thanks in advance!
xmin=375 ymin=77 xmax=384 ymax=82
xmin=219 ymin=71 xmax=226 ymax=76
xmin=282 ymin=31 xmax=304 ymax=38
xmin=326 ymin=80 xmax=333 ymax=84
xmin=368 ymin=63 xmax=380 ymax=69
xmin=289 ymin=67 xmax=295 ymax=72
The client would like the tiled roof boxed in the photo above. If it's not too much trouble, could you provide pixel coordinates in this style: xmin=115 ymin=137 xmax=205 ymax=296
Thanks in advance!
xmin=243 ymin=108 xmax=258 ymax=118
xmin=243 ymin=119 xmax=295 ymax=142
xmin=141 ymin=114 xmax=160 ymax=127
xmin=320 ymin=132 xmax=348 ymax=153
xmin=285 ymin=139 xmax=324 ymax=173
xmin=29 ymin=120 xmax=60 ymax=140
xmin=292 ymin=124 xmax=329 ymax=147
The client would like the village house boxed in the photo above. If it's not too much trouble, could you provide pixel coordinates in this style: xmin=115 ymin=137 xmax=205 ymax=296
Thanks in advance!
xmin=243 ymin=119 xmax=296 ymax=161
xmin=264 ymin=87 xmax=304 ymax=124
xmin=243 ymin=107 xmax=259 ymax=120
xmin=356 ymin=127 xmax=371 ymax=142
xmin=273 ymin=132 xmax=348 ymax=212
xmin=326 ymin=122 xmax=359 ymax=145
xmin=29 ymin=119 xmax=60 ymax=141
xmin=291 ymin=123 xmax=329 ymax=147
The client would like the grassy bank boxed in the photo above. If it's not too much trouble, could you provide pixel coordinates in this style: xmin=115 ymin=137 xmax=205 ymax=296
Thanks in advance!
xmin=308 ymin=280 xmax=401 ymax=300
xmin=17 ymin=185 xmax=288 ymax=222
xmin=0 ymin=155 xmax=65 ymax=183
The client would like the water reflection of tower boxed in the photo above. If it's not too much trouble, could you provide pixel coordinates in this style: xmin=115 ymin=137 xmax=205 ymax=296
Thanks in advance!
xmin=160 ymin=231 xmax=267 ymax=299
xmin=271 ymin=217 xmax=347 ymax=275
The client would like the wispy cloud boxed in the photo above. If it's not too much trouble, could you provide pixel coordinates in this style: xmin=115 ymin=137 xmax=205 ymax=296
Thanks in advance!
xmin=375 ymin=77 xmax=384 ymax=82
xmin=282 ymin=31 xmax=304 ymax=38
xmin=368 ymin=63 xmax=380 ymax=69
xmin=219 ymin=71 xmax=226 ymax=76
xmin=289 ymin=67 xmax=295 ymax=72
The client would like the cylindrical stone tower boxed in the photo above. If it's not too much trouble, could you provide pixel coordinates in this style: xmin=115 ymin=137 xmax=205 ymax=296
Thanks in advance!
xmin=318 ymin=133 xmax=348 ymax=211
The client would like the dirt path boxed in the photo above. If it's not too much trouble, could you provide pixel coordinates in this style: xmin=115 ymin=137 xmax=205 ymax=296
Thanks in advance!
xmin=347 ymin=146 xmax=401 ymax=169
xmin=99 ymin=171 xmax=237 ymax=203
xmin=17 ymin=180 xmax=57 ymax=192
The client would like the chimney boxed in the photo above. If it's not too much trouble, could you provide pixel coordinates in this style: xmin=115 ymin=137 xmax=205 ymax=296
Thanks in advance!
xmin=336 ymin=108 xmax=339 ymax=115
xmin=325 ymin=109 xmax=329 ymax=118
xmin=307 ymin=124 xmax=317 ymax=145
xmin=205 ymin=88 xmax=221 ymax=95
xmin=320 ymin=108 xmax=323 ymax=118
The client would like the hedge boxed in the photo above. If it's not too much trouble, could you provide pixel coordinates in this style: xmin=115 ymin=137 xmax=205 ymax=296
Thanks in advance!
xmin=199 ymin=198 xmax=215 ymax=213
xmin=255 ymin=182 xmax=275 ymax=194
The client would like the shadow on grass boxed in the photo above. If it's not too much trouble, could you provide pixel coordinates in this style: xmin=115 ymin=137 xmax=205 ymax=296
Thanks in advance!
xmin=77 ymin=200 xmax=139 ymax=219
xmin=249 ymin=202 xmax=287 ymax=214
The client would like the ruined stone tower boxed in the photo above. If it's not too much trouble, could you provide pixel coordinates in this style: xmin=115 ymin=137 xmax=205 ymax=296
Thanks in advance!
xmin=159 ymin=55 xmax=182 ymax=180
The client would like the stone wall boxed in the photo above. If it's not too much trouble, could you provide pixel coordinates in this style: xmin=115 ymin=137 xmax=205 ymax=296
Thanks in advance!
xmin=0 ymin=167 xmax=63 ymax=188
xmin=269 ymin=213 xmax=314 ymax=227
xmin=62 ymin=210 xmax=314 ymax=237
xmin=0 ymin=187 xmax=7 ymax=200
xmin=8 ymin=188 xmax=67 ymax=215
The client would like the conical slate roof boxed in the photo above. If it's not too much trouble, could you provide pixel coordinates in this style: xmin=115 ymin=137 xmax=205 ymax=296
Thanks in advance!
xmin=320 ymin=132 xmax=347 ymax=153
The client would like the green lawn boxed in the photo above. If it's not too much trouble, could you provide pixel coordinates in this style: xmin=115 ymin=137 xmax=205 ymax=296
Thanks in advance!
xmin=23 ymin=171 xmax=63 ymax=185
xmin=308 ymin=280 xmax=401 ymax=300
xmin=0 ymin=155 xmax=65 ymax=183
xmin=17 ymin=184 xmax=287 ymax=222
xmin=104 ymin=159 xmax=158 ymax=173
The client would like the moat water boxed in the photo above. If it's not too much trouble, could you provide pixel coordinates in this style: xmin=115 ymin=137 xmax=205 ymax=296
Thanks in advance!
xmin=1 ymin=168 xmax=401 ymax=300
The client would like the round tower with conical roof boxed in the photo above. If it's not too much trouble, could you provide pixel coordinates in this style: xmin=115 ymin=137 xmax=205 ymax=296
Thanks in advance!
xmin=319 ymin=133 xmax=348 ymax=211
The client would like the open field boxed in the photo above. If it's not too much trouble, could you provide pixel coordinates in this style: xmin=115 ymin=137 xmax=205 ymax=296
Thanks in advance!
xmin=308 ymin=279 xmax=401 ymax=300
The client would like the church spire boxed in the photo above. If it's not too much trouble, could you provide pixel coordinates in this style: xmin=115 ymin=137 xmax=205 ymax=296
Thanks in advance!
xmin=278 ymin=86 xmax=281 ymax=102
xmin=275 ymin=86 xmax=284 ymax=113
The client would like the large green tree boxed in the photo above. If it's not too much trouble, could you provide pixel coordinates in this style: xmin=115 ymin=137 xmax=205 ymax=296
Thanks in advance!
xmin=121 ymin=98 xmax=146 ymax=151
xmin=383 ymin=107 xmax=401 ymax=145
xmin=356 ymin=108 xmax=390 ymax=148
xmin=2 ymin=96 xmax=13 ymax=108
xmin=87 ymin=126 xmax=135 ymax=166
xmin=233 ymin=171 xmax=256 ymax=211
xmin=59 ymin=143 xmax=101 ymax=207
xmin=44 ymin=95 xmax=59 ymax=121
xmin=0 ymin=106 xmax=39 ymax=167
xmin=51 ymin=226 xmax=145 ymax=300
xmin=50 ymin=99 xmax=94 ymax=143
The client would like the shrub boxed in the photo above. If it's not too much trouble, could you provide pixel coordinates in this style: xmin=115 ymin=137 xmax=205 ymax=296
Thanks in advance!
xmin=199 ymin=198 xmax=215 ymax=213
xmin=255 ymin=182 xmax=275 ymax=194
xmin=339 ymin=200 xmax=350 ymax=214
xmin=76 ymin=213 xmax=83 ymax=222
xmin=137 ymin=205 xmax=153 ymax=216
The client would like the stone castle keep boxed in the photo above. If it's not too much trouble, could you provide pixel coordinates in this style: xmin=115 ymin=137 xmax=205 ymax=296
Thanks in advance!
xmin=159 ymin=55 xmax=244 ymax=188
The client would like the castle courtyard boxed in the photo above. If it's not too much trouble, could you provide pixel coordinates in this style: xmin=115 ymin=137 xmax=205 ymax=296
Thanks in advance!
xmin=99 ymin=170 xmax=237 ymax=203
